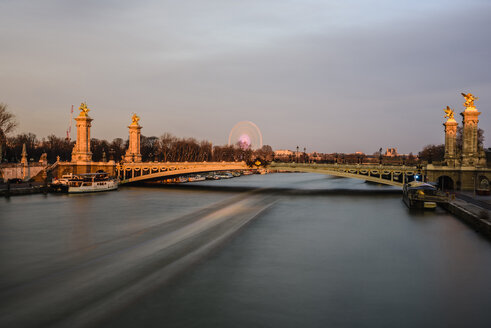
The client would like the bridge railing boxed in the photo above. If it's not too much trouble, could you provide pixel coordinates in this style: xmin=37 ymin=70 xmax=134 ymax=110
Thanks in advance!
xmin=269 ymin=162 xmax=421 ymax=187
xmin=117 ymin=161 xmax=250 ymax=183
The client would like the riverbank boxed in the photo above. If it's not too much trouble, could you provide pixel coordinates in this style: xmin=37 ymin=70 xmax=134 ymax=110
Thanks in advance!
xmin=441 ymin=196 xmax=491 ymax=240
xmin=0 ymin=182 xmax=48 ymax=197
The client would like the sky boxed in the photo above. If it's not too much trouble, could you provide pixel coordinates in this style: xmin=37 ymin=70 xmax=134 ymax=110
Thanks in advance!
xmin=1 ymin=0 xmax=490 ymax=154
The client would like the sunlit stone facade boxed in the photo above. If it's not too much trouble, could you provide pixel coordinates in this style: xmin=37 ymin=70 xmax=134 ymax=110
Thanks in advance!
xmin=443 ymin=117 xmax=458 ymax=167
xmin=71 ymin=103 xmax=93 ymax=163
xmin=124 ymin=114 xmax=142 ymax=163
xmin=460 ymin=106 xmax=480 ymax=166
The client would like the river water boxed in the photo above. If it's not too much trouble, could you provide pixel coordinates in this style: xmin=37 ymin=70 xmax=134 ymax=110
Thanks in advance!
xmin=1 ymin=173 xmax=490 ymax=327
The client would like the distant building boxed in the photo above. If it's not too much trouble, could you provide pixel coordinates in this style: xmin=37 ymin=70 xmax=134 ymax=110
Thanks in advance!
xmin=308 ymin=152 xmax=323 ymax=162
xmin=385 ymin=148 xmax=398 ymax=157
xmin=274 ymin=149 xmax=294 ymax=162
xmin=274 ymin=149 xmax=294 ymax=157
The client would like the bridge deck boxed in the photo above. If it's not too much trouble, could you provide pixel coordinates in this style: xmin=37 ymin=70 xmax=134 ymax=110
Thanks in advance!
xmin=270 ymin=163 xmax=422 ymax=187
xmin=116 ymin=161 xmax=421 ymax=187
xmin=117 ymin=162 xmax=250 ymax=184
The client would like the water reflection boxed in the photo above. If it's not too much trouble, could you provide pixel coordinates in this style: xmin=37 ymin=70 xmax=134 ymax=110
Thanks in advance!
xmin=0 ymin=174 xmax=490 ymax=328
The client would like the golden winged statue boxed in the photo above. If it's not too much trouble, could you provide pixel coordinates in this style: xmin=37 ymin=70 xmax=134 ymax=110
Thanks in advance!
xmin=461 ymin=92 xmax=478 ymax=108
xmin=443 ymin=106 xmax=454 ymax=120
xmin=79 ymin=102 xmax=90 ymax=115
xmin=131 ymin=113 xmax=140 ymax=125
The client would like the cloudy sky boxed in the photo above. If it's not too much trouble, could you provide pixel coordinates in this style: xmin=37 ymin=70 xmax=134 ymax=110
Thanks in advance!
xmin=1 ymin=0 xmax=490 ymax=153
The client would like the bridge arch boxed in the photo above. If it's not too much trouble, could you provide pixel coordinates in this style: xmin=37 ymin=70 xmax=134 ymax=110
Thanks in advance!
xmin=117 ymin=162 xmax=251 ymax=184
xmin=268 ymin=163 xmax=422 ymax=188
xmin=437 ymin=175 xmax=454 ymax=191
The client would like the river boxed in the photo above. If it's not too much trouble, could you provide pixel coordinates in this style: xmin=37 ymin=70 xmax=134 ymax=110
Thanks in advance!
xmin=1 ymin=173 xmax=490 ymax=327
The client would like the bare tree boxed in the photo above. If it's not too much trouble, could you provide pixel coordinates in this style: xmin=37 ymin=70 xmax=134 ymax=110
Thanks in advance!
xmin=418 ymin=144 xmax=445 ymax=163
xmin=110 ymin=138 xmax=126 ymax=161
xmin=0 ymin=103 xmax=17 ymax=144
xmin=160 ymin=133 xmax=176 ymax=162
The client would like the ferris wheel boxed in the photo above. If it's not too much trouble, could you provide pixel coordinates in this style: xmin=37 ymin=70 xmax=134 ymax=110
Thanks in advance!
xmin=228 ymin=121 xmax=263 ymax=150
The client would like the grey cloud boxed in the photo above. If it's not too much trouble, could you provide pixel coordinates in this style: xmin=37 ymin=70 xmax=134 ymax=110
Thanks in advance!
xmin=0 ymin=1 xmax=490 ymax=153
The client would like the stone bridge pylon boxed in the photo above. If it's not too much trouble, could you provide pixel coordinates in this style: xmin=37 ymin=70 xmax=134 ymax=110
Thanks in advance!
xmin=430 ymin=93 xmax=489 ymax=191
xmin=124 ymin=114 xmax=142 ymax=163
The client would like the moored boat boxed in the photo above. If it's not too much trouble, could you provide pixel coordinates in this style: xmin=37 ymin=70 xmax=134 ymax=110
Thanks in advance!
xmin=403 ymin=181 xmax=448 ymax=209
xmin=63 ymin=172 xmax=118 ymax=193
xmin=188 ymin=175 xmax=206 ymax=182
xmin=216 ymin=172 xmax=233 ymax=179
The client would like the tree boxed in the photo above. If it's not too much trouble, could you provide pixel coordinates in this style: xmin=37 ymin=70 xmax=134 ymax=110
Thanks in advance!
xmin=110 ymin=138 xmax=126 ymax=162
xmin=3 ymin=133 xmax=39 ymax=162
xmin=42 ymin=135 xmax=73 ymax=162
xmin=254 ymin=145 xmax=274 ymax=163
xmin=91 ymin=138 xmax=111 ymax=162
xmin=140 ymin=135 xmax=160 ymax=161
xmin=0 ymin=103 xmax=17 ymax=142
xmin=0 ymin=103 xmax=18 ymax=160
xmin=159 ymin=133 xmax=176 ymax=162
xmin=418 ymin=144 xmax=445 ymax=163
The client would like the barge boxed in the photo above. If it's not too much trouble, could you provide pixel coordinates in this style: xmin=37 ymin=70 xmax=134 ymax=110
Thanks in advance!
xmin=403 ymin=181 xmax=448 ymax=209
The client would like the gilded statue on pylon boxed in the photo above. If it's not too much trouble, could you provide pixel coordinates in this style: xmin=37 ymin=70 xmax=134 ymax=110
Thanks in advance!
xmin=79 ymin=102 xmax=90 ymax=116
xmin=443 ymin=106 xmax=454 ymax=120
xmin=461 ymin=92 xmax=478 ymax=109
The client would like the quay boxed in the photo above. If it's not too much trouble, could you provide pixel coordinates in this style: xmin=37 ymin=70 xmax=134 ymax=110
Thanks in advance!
xmin=0 ymin=182 xmax=48 ymax=197
xmin=442 ymin=193 xmax=491 ymax=239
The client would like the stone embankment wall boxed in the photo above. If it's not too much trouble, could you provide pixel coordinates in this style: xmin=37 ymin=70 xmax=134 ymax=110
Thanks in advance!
xmin=0 ymin=163 xmax=46 ymax=182
xmin=0 ymin=183 xmax=48 ymax=197
xmin=442 ymin=200 xmax=491 ymax=239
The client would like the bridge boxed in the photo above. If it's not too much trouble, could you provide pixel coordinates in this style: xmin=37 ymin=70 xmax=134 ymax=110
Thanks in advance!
xmin=117 ymin=161 xmax=250 ymax=184
xmin=48 ymin=94 xmax=490 ymax=192
xmin=114 ymin=161 xmax=490 ymax=190
xmin=115 ymin=161 xmax=422 ymax=187
xmin=269 ymin=163 xmax=421 ymax=187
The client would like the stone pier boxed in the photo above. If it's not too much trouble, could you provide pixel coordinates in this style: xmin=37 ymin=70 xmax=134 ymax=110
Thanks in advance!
xmin=124 ymin=114 xmax=142 ymax=162
xmin=443 ymin=108 xmax=458 ymax=167
xmin=50 ymin=102 xmax=116 ymax=178
xmin=460 ymin=93 xmax=481 ymax=166
xmin=71 ymin=103 xmax=93 ymax=163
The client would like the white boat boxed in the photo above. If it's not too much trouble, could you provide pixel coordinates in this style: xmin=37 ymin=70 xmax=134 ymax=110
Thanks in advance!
xmin=52 ymin=173 xmax=74 ymax=186
xmin=66 ymin=172 xmax=118 ymax=193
